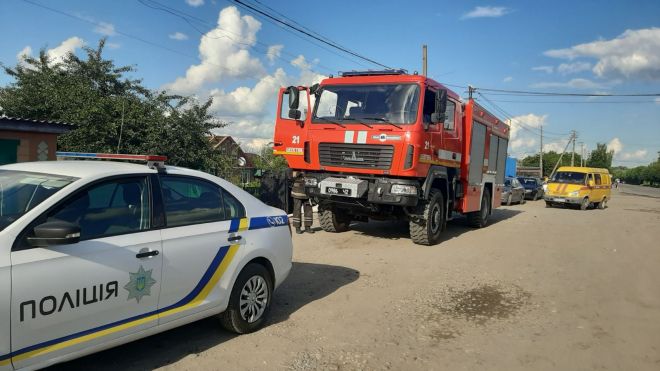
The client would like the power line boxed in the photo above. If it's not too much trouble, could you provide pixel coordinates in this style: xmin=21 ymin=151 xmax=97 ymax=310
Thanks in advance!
xmin=475 ymin=87 xmax=660 ymax=97
xmin=231 ymin=0 xmax=392 ymax=69
xmin=480 ymin=99 xmax=659 ymax=104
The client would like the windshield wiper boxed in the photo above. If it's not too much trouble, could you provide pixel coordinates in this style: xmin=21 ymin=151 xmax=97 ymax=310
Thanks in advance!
xmin=344 ymin=118 xmax=373 ymax=128
xmin=314 ymin=117 xmax=346 ymax=128
xmin=362 ymin=117 xmax=402 ymax=129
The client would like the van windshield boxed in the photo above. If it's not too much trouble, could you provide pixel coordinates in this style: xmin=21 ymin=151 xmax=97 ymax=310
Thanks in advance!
xmin=551 ymin=171 xmax=586 ymax=184
xmin=0 ymin=170 xmax=77 ymax=231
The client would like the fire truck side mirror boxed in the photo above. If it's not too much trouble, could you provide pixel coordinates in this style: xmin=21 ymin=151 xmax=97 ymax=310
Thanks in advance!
xmin=286 ymin=86 xmax=300 ymax=110
xmin=430 ymin=89 xmax=448 ymax=125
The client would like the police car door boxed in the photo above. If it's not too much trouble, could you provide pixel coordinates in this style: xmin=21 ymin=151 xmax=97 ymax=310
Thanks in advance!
xmin=10 ymin=176 xmax=162 ymax=368
xmin=157 ymin=175 xmax=245 ymax=324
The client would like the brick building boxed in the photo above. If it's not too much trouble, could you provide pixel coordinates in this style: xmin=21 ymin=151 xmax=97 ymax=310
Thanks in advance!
xmin=0 ymin=116 xmax=74 ymax=165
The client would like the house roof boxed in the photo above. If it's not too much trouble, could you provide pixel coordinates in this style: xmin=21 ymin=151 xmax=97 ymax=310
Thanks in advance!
xmin=0 ymin=116 xmax=75 ymax=134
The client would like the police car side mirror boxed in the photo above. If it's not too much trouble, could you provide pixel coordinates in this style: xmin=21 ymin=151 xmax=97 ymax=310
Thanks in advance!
xmin=27 ymin=221 xmax=81 ymax=247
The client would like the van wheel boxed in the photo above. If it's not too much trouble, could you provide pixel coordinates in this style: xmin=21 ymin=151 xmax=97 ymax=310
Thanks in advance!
xmin=545 ymin=201 xmax=552 ymax=208
xmin=220 ymin=263 xmax=273 ymax=334
xmin=598 ymin=198 xmax=607 ymax=209
xmin=467 ymin=188 xmax=491 ymax=228
xmin=410 ymin=189 xmax=445 ymax=245
xmin=579 ymin=197 xmax=590 ymax=211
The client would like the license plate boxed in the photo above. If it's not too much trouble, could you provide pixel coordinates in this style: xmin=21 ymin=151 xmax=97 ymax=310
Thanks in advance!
xmin=553 ymin=198 xmax=566 ymax=202
xmin=325 ymin=187 xmax=351 ymax=196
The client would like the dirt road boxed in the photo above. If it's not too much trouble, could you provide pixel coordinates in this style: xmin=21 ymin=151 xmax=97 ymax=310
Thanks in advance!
xmin=54 ymin=189 xmax=660 ymax=370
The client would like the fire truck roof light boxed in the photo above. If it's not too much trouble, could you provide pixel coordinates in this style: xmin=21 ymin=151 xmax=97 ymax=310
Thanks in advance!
xmin=56 ymin=152 xmax=168 ymax=162
xmin=340 ymin=69 xmax=408 ymax=77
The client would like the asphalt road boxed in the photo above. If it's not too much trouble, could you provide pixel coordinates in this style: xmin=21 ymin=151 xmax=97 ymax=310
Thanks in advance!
xmin=52 ymin=191 xmax=660 ymax=370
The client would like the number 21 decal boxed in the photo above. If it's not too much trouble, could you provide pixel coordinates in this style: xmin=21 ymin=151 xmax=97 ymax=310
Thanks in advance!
xmin=292 ymin=135 xmax=300 ymax=144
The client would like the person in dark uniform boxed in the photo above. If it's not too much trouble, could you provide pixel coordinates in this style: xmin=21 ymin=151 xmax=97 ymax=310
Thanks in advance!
xmin=291 ymin=171 xmax=314 ymax=234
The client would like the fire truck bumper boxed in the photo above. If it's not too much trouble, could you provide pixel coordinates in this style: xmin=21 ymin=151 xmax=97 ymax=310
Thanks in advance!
xmin=306 ymin=175 xmax=419 ymax=207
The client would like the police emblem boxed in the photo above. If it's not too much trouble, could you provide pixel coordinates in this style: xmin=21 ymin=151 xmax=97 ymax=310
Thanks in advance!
xmin=124 ymin=265 xmax=156 ymax=303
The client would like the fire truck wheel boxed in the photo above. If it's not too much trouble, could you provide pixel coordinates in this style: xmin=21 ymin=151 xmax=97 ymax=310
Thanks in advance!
xmin=409 ymin=189 xmax=445 ymax=246
xmin=467 ymin=188 xmax=491 ymax=228
xmin=319 ymin=207 xmax=350 ymax=232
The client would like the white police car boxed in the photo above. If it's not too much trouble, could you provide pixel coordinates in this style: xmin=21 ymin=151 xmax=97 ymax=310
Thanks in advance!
xmin=0 ymin=153 xmax=292 ymax=370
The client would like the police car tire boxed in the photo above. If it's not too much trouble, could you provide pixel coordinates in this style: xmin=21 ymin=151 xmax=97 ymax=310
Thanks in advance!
xmin=220 ymin=263 xmax=273 ymax=334
xmin=319 ymin=207 xmax=350 ymax=232
xmin=409 ymin=189 xmax=444 ymax=246
xmin=467 ymin=188 xmax=490 ymax=228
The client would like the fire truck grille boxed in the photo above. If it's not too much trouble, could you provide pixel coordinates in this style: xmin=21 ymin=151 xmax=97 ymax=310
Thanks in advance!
xmin=318 ymin=143 xmax=394 ymax=170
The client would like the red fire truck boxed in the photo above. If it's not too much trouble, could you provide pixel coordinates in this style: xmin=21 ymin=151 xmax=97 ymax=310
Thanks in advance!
xmin=273 ymin=70 xmax=509 ymax=245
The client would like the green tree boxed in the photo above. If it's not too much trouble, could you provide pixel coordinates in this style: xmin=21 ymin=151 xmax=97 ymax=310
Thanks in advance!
xmin=521 ymin=151 xmax=582 ymax=177
xmin=253 ymin=145 xmax=288 ymax=173
xmin=0 ymin=39 xmax=227 ymax=171
xmin=586 ymin=143 xmax=614 ymax=169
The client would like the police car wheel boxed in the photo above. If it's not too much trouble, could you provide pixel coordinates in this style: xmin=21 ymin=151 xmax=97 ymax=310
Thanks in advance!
xmin=220 ymin=263 xmax=273 ymax=334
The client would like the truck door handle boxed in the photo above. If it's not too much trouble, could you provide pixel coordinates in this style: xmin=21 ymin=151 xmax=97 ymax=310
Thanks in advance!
xmin=136 ymin=250 xmax=160 ymax=259
xmin=228 ymin=235 xmax=242 ymax=242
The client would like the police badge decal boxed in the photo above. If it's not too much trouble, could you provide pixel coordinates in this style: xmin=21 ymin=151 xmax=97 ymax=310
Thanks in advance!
xmin=124 ymin=265 xmax=157 ymax=303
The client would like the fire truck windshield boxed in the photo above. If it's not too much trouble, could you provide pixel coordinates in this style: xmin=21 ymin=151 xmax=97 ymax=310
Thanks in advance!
xmin=312 ymin=84 xmax=420 ymax=125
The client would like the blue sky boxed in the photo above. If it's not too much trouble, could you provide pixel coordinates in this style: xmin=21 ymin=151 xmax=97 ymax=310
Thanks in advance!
xmin=1 ymin=0 xmax=658 ymax=165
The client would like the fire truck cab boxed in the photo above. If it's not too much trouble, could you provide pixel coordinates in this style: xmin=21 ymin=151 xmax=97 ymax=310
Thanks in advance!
xmin=274 ymin=70 xmax=509 ymax=245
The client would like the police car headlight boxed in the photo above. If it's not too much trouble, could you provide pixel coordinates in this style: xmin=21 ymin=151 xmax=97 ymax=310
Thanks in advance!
xmin=304 ymin=177 xmax=318 ymax=186
xmin=568 ymin=190 xmax=580 ymax=197
xmin=391 ymin=184 xmax=417 ymax=195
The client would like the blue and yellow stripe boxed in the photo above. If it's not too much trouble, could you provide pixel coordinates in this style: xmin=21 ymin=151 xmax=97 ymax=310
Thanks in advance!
xmin=0 ymin=214 xmax=288 ymax=366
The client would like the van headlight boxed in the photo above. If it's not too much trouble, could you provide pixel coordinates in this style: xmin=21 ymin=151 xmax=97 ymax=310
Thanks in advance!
xmin=391 ymin=184 xmax=417 ymax=195
xmin=568 ymin=190 xmax=580 ymax=197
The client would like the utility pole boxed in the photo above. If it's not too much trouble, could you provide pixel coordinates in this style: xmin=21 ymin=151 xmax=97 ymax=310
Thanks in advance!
xmin=571 ymin=130 xmax=577 ymax=166
xmin=539 ymin=123 xmax=543 ymax=178
xmin=579 ymin=142 xmax=585 ymax=167
xmin=550 ymin=131 xmax=576 ymax=178
xmin=422 ymin=45 xmax=427 ymax=76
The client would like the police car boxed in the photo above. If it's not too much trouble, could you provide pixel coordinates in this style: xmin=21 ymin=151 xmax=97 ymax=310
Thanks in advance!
xmin=0 ymin=153 xmax=292 ymax=370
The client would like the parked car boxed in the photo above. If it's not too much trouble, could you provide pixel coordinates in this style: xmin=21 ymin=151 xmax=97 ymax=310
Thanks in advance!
xmin=501 ymin=177 xmax=526 ymax=205
xmin=517 ymin=176 xmax=544 ymax=200
xmin=0 ymin=153 xmax=293 ymax=370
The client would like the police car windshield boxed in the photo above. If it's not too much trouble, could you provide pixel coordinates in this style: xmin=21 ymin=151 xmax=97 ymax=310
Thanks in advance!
xmin=312 ymin=84 xmax=420 ymax=125
xmin=0 ymin=170 xmax=77 ymax=231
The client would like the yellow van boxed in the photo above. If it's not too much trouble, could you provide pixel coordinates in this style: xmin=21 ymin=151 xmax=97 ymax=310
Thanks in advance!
xmin=544 ymin=166 xmax=611 ymax=210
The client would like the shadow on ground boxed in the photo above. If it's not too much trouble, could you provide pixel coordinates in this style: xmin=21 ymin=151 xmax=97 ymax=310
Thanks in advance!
xmin=48 ymin=262 xmax=359 ymax=371
xmin=349 ymin=208 xmax=523 ymax=242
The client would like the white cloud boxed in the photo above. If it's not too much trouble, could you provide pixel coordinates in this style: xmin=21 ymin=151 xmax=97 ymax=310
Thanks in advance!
xmin=16 ymin=46 xmax=32 ymax=61
xmin=544 ymin=27 xmax=660 ymax=80
xmin=502 ymin=76 xmax=513 ymax=83
xmin=210 ymin=68 xmax=288 ymax=117
xmin=461 ymin=6 xmax=510 ymax=20
xmin=607 ymin=137 xmax=623 ymax=154
xmin=532 ymin=66 xmax=554 ymax=74
xmin=266 ymin=44 xmax=283 ymax=63
xmin=164 ymin=6 xmax=265 ymax=94
xmin=543 ymin=138 xmax=571 ymax=153
xmin=531 ymin=78 xmax=604 ymax=90
xmin=47 ymin=37 xmax=85 ymax=64
xmin=186 ymin=0 xmax=204 ymax=7
xmin=620 ymin=149 xmax=648 ymax=160
xmin=557 ymin=61 xmax=591 ymax=75
xmin=506 ymin=113 xmax=547 ymax=151
xmin=169 ymin=32 xmax=189 ymax=41
xmin=94 ymin=22 xmax=116 ymax=36
xmin=106 ymin=42 xmax=121 ymax=49
xmin=655 ymin=97 xmax=660 ymax=104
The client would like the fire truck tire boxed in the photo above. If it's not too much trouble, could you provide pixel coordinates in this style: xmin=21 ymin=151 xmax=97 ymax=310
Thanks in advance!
xmin=319 ymin=207 xmax=350 ymax=232
xmin=467 ymin=188 xmax=491 ymax=228
xmin=409 ymin=189 xmax=445 ymax=246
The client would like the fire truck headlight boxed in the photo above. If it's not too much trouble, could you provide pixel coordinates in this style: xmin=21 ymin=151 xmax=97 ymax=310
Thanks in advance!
xmin=304 ymin=177 xmax=318 ymax=187
xmin=391 ymin=184 xmax=417 ymax=195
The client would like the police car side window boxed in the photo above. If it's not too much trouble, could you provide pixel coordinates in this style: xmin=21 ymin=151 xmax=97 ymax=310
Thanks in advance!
xmin=47 ymin=178 xmax=151 ymax=241
xmin=160 ymin=176 xmax=243 ymax=227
